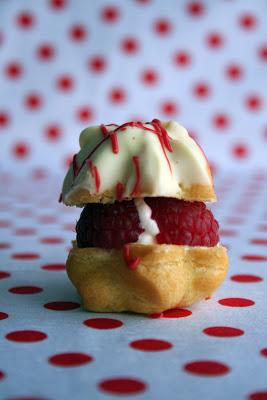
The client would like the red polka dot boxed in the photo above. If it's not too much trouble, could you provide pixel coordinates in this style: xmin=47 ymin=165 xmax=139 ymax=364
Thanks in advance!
xmin=245 ymin=95 xmax=262 ymax=111
xmin=40 ymin=237 xmax=64 ymax=244
xmin=44 ymin=124 xmax=62 ymax=141
xmin=239 ymin=13 xmax=257 ymax=30
xmin=69 ymin=24 xmax=87 ymax=41
xmin=0 ymin=370 xmax=5 ymax=380
xmin=206 ymin=32 xmax=224 ymax=49
xmin=251 ymin=239 xmax=267 ymax=245
xmin=258 ymin=224 xmax=267 ymax=232
xmin=42 ymin=263 xmax=65 ymax=271
xmin=5 ymin=62 xmax=23 ymax=79
xmin=0 ymin=220 xmax=11 ymax=228
xmin=161 ymin=101 xmax=178 ymax=116
xmin=193 ymin=82 xmax=210 ymax=98
xmin=213 ymin=113 xmax=230 ymax=130
xmin=0 ymin=242 xmax=11 ymax=249
xmin=12 ymin=252 xmax=40 ymax=260
xmin=98 ymin=377 xmax=147 ymax=395
xmin=88 ymin=56 xmax=107 ymax=73
xmin=249 ymin=392 xmax=267 ymax=400
xmin=184 ymin=360 xmax=230 ymax=376
xmin=32 ymin=168 xmax=47 ymax=180
xmin=16 ymin=11 xmax=35 ymax=29
xmin=0 ymin=111 xmax=10 ymax=128
xmin=49 ymin=352 xmax=93 ymax=367
xmin=12 ymin=142 xmax=30 ymax=159
xmin=218 ymin=297 xmax=255 ymax=307
xmin=163 ymin=308 xmax=192 ymax=318
xmin=231 ymin=274 xmax=263 ymax=283
xmin=49 ymin=0 xmax=67 ymax=9
xmin=109 ymin=88 xmax=126 ymax=104
xmin=173 ymin=51 xmax=191 ymax=67
xmin=226 ymin=64 xmax=243 ymax=81
xmin=130 ymin=338 xmax=172 ymax=351
xmin=220 ymin=229 xmax=237 ymax=237
xmin=261 ymin=348 xmax=267 ymax=357
xmin=258 ymin=44 xmax=267 ymax=61
xmin=24 ymin=93 xmax=42 ymax=110
xmin=153 ymin=19 xmax=172 ymax=35
xmin=101 ymin=6 xmax=119 ymax=23
xmin=63 ymin=223 xmax=75 ymax=231
xmin=39 ymin=215 xmax=57 ymax=224
xmin=141 ymin=68 xmax=159 ymax=85
xmin=36 ymin=43 xmax=55 ymax=60
xmin=232 ymin=143 xmax=249 ymax=159
xmin=76 ymin=106 xmax=94 ymax=122
xmin=203 ymin=326 xmax=244 ymax=337
xmin=9 ymin=286 xmax=43 ymax=295
xmin=84 ymin=318 xmax=123 ymax=329
xmin=6 ymin=330 xmax=47 ymax=342
xmin=0 ymin=312 xmax=8 ymax=320
xmin=242 ymin=254 xmax=267 ymax=261
xmin=0 ymin=271 xmax=11 ymax=279
xmin=121 ymin=37 xmax=139 ymax=54
xmin=56 ymin=75 xmax=74 ymax=91
xmin=44 ymin=301 xmax=80 ymax=310
xmin=15 ymin=228 xmax=36 ymax=235
xmin=187 ymin=1 xmax=204 ymax=16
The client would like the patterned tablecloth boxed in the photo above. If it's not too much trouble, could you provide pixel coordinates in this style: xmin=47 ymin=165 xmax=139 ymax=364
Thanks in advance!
xmin=0 ymin=170 xmax=267 ymax=400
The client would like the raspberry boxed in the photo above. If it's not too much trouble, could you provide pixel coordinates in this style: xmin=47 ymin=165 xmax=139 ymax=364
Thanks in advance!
xmin=76 ymin=198 xmax=219 ymax=249
xmin=76 ymin=201 xmax=144 ymax=249
xmin=146 ymin=198 xmax=219 ymax=246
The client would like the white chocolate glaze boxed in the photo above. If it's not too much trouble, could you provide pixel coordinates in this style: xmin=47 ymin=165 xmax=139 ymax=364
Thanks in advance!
xmin=134 ymin=199 xmax=159 ymax=244
xmin=61 ymin=120 xmax=214 ymax=205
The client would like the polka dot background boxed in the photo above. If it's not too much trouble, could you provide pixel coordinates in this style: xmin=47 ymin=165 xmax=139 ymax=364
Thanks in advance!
xmin=1 ymin=0 xmax=267 ymax=173
xmin=1 ymin=1 xmax=267 ymax=399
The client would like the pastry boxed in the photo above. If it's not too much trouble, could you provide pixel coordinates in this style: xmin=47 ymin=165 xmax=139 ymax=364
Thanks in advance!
xmin=60 ymin=119 xmax=228 ymax=314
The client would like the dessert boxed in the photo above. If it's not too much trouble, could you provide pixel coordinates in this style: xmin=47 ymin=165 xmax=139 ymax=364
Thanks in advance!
xmin=60 ymin=119 xmax=228 ymax=314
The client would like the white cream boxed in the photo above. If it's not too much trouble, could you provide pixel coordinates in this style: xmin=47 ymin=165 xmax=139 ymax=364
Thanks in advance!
xmin=134 ymin=198 xmax=159 ymax=244
xmin=62 ymin=120 xmax=214 ymax=205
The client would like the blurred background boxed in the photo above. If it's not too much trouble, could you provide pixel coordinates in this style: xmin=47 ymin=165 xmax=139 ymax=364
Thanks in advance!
xmin=0 ymin=0 xmax=267 ymax=176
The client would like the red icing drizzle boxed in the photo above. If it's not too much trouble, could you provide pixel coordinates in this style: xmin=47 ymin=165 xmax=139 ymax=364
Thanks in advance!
xmin=131 ymin=156 xmax=141 ymax=196
xmin=72 ymin=154 xmax=79 ymax=177
xmin=100 ymin=124 xmax=109 ymax=137
xmin=71 ymin=120 xmax=174 ymax=190
xmin=87 ymin=160 xmax=101 ymax=193
xmin=116 ymin=182 xmax=124 ymax=201
xmin=123 ymin=244 xmax=140 ymax=270
xmin=110 ymin=132 xmax=119 ymax=154
xmin=152 ymin=119 xmax=173 ymax=152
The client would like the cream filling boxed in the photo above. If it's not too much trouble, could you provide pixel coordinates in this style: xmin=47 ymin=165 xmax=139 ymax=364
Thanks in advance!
xmin=134 ymin=199 xmax=159 ymax=244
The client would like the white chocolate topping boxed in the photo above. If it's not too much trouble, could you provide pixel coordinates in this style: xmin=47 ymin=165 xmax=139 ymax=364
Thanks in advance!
xmin=134 ymin=199 xmax=159 ymax=244
xmin=61 ymin=120 xmax=214 ymax=205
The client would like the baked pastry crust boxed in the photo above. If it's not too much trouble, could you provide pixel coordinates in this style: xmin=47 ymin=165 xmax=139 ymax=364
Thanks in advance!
xmin=63 ymin=183 xmax=216 ymax=206
xmin=66 ymin=242 xmax=228 ymax=314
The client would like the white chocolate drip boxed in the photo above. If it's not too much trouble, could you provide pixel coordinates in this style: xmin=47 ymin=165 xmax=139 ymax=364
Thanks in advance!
xmin=134 ymin=198 xmax=159 ymax=244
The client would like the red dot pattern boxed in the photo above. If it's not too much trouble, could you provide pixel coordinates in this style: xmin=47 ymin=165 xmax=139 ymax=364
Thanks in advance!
xmin=130 ymin=338 xmax=173 ymax=351
xmin=1 ymin=2 xmax=266 ymax=169
xmin=184 ymin=360 xmax=230 ymax=376
xmin=44 ymin=301 xmax=80 ymax=310
xmin=98 ymin=377 xmax=147 ymax=395
xmin=84 ymin=318 xmax=123 ymax=330
xmin=6 ymin=330 xmax=48 ymax=342
xmin=203 ymin=326 xmax=244 ymax=337
xmin=1 ymin=2 xmax=267 ymax=397
xmin=49 ymin=352 xmax=93 ymax=367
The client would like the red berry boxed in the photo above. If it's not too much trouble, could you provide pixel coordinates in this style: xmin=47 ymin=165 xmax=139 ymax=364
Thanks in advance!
xmin=146 ymin=198 xmax=219 ymax=246
xmin=76 ymin=201 xmax=144 ymax=249
xmin=76 ymin=198 xmax=219 ymax=249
